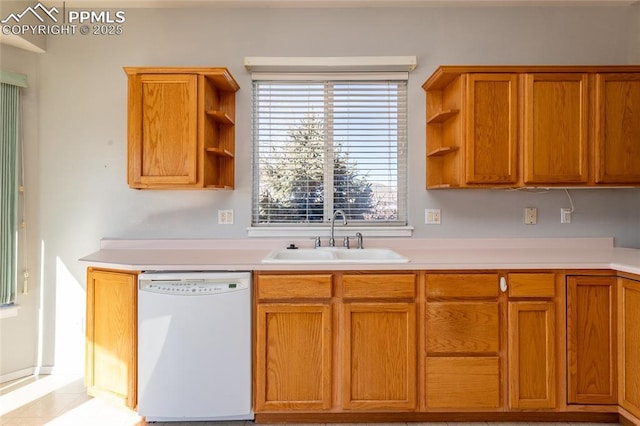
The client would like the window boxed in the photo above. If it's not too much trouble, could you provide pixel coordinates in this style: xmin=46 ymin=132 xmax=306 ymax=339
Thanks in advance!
xmin=251 ymin=73 xmax=407 ymax=229
xmin=0 ymin=71 xmax=26 ymax=306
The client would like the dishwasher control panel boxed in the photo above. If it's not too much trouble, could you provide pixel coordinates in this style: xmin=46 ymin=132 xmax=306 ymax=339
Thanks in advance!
xmin=139 ymin=272 xmax=251 ymax=296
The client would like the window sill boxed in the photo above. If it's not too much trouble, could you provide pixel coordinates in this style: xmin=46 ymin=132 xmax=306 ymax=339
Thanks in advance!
xmin=0 ymin=304 xmax=20 ymax=319
xmin=247 ymin=225 xmax=414 ymax=238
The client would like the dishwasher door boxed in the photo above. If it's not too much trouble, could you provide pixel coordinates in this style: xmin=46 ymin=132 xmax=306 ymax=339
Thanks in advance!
xmin=137 ymin=271 xmax=253 ymax=422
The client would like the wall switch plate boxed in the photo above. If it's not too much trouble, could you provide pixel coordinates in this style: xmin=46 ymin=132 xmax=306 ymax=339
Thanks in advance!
xmin=425 ymin=208 xmax=441 ymax=225
xmin=524 ymin=207 xmax=537 ymax=225
xmin=218 ymin=209 xmax=234 ymax=225
xmin=561 ymin=208 xmax=572 ymax=224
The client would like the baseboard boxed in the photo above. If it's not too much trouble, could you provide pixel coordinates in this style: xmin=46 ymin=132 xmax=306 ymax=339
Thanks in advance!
xmin=0 ymin=365 xmax=55 ymax=384
xmin=620 ymin=406 xmax=640 ymax=426
xmin=255 ymin=411 xmax=620 ymax=423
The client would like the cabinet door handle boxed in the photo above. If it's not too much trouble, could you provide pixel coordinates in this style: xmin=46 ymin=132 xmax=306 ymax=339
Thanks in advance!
xmin=500 ymin=277 xmax=508 ymax=293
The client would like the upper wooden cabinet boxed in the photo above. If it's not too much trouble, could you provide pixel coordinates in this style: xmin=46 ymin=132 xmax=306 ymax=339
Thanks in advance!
xmin=523 ymin=73 xmax=589 ymax=184
xmin=124 ymin=67 xmax=239 ymax=189
xmin=423 ymin=65 xmax=640 ymax=189
xmin=595 ymin=74 xmax=640 ymax=183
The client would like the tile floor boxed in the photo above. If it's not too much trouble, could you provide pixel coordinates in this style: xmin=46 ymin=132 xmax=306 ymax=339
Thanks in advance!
xmin=0 ymin=374 xmax=622 ymax=426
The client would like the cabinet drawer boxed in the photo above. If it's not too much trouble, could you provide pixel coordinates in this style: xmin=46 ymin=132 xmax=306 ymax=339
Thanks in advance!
xmin=426 ymin=356 xmax=500 ymax=409
xmin=257 ymin=274 xmax=332 ymax=300
xmin=508 ymin=273 xmax=555 ymax=298
xmin=343 ymin=274 xmax=416 ymax=299
xmin=426 ymin=273 xmax=499 ymax=299
xmin=427 ymin=301 xmax=500 ymax=354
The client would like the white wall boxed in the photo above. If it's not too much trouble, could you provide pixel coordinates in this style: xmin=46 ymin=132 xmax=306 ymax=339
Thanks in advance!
xmin=0 ymin=45 xmax=42 ymax=378
xmin=2 ymin=4 xmax=640 ymax=377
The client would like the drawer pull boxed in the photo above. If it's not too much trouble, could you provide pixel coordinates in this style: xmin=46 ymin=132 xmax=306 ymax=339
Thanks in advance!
xmin=500 ymin=277 xmax=508 ymax=293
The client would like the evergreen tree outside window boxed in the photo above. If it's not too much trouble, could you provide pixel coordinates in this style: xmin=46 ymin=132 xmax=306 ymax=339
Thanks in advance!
xmin=252 ymin=76 xmax=407 ymax=227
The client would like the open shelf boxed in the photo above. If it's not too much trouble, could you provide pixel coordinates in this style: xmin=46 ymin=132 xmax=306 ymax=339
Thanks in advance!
xmin=427 ymin=109 xmax=459 ymax=124
xmin=206 ymin=110 xmax=234 ymax=125
xmin=427 ymin=146 xmax=459 ymax=157
xmin=206 ymin=147 xmax=235 ymax=158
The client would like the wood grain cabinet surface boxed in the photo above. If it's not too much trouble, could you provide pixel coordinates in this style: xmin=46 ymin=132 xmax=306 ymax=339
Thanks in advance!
xmin=124 ymin=67 xmax=239 ymax=189
xmin=567 ymin=275 xmax=618 ymax=405
xmin=619 ymin=277 xmax=640 ymax=419
xmin=423 ymin=65 xmax=640 ymax=189
xmin=254 ymin=272 xmax=418 ymax=414
xmin=254 ymin=274 xmax=333 ymax=411
xmin=425 ymin=273 xmax=501 ymax=410
xmin=506 ymin=272 xmax=557 ymax=410
xmin=85 ymin=268 xmax=138 ymax=409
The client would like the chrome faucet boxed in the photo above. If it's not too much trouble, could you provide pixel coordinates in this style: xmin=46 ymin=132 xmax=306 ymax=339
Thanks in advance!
xmin=329 ymin=210 xmax=347 ymax=247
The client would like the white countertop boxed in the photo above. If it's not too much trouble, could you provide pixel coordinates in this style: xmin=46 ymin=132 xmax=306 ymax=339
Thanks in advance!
xmin=79 ymin=237 xmax=640 ymax=275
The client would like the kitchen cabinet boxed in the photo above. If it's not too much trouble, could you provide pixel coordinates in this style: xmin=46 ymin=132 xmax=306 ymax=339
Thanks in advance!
xmin=523 ymin=73 xmax=589 ymax=184
xmin=567 ymin=275 xmax=617 ymax=405
xmin=254 ymin=272 xmax=417 ymax=414
xmin=341 ymin=274 xmax=417 ymax=410
xmin=507 ymin=273 xmax=557 ymax=409
xmin=422 ymin=65 xmax=640 ymax=189
xmin=619 ymin=276 xmax=640 ymax=418
xmin=424 ymin=73 xmax=518 ymax=188
xmin=425 ymin=272 xmax=559 ymax=411
xmin=124 ymin=67 xmax=239 ymax=189
xmin=254 ymin=274 xmax=333 ymax=411
xmin=85 ymin=268 xmax=138 ymax=409
xmin=425 ymin=273 xmax=501 ymax=409
xmin=595 ymin=73 xmax=640 ymax=183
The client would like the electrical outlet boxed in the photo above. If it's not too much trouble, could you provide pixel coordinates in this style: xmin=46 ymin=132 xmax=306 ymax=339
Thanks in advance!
xmin=524 ymin=207 xmax=537 ymax=225
xmin=425 ymin=208 xmax=441 ymax=225
xmin=218 ymin=209 xmax=234 ymax=225
xmin=561 ymin=208 xmax=572 ymax=224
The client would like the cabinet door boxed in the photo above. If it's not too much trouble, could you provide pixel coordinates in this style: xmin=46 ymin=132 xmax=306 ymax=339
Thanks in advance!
xmin=508 ymin=301 xmax=556 ymax=409
xmin=342 ymin=302 xmax=416 ymax=410
xmin=567 ymin=276 xmax=617 ymax=404
xmin=595 ymin=73 xmax=640 ymax=184
xmin=523 ymin=73 xmax=589 ymax=184
xmin=85 ymin=269 xmax=137 ymax=409
xmin=255 ymin=303 xmax=332 ymax=411
xmin=128 ymin=73 xmax=198 ymax=187
xmin=465 ymin=73 xmax=518 ymax=184
xmin=619 ymin=278 xmax=640 ymax=418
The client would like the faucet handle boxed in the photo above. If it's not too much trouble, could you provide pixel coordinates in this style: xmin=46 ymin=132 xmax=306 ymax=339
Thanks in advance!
xmin=343 ymin=236 xmax=350 ymax=249
xmin=314 ymin=236 xmax=321 ymax=248
xmin=355 ymin=232 xmax=364 ymax=249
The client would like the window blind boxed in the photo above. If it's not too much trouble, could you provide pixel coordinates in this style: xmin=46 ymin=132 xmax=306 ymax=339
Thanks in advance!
xmin=252 ymin=76 xmax=407 ymax=226
xmin=0 ymin=80 xmax=21 ymax=305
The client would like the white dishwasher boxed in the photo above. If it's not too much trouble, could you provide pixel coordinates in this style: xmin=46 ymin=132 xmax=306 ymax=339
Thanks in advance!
xmin=137 ymin=271 xmax=253 ymax=422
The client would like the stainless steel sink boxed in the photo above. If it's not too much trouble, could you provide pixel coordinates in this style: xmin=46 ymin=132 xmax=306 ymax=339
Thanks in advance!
xmin=262 ymin=247 xmax=410 ymax=263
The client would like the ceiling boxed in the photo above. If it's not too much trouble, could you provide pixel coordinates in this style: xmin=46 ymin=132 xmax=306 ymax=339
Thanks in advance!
xmin=39 ymin=0 xmax=640 ymax=7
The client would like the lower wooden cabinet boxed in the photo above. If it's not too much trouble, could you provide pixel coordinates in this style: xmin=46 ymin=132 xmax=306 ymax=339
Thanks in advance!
xmin=85 ymin=268 xmax=138 ymax=409
xmin=254 ymin=274 xmax=333 ymax=411
xmin=254 ymin=272 xmax=417 ymax=413
xmin=425 ymin=272 xmax=559 ymax=411
xmin=567 ymin=275 xmax=617 ymax=405
xmin=425 ymin=273 xmax=501 ymax=409
xmin=507 ymin=273 xmax=557 ymax=409
xmin=341 ymin=274 xmax=417 ymax=410
xmin=619 ymin=277 xmax=640 ymax=418
xmin=255 ymin=303 xmax=332 ymax=411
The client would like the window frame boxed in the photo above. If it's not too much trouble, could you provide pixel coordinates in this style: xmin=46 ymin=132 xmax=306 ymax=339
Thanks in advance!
xmin=249 ymin=71 xmax=411 ymax=238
